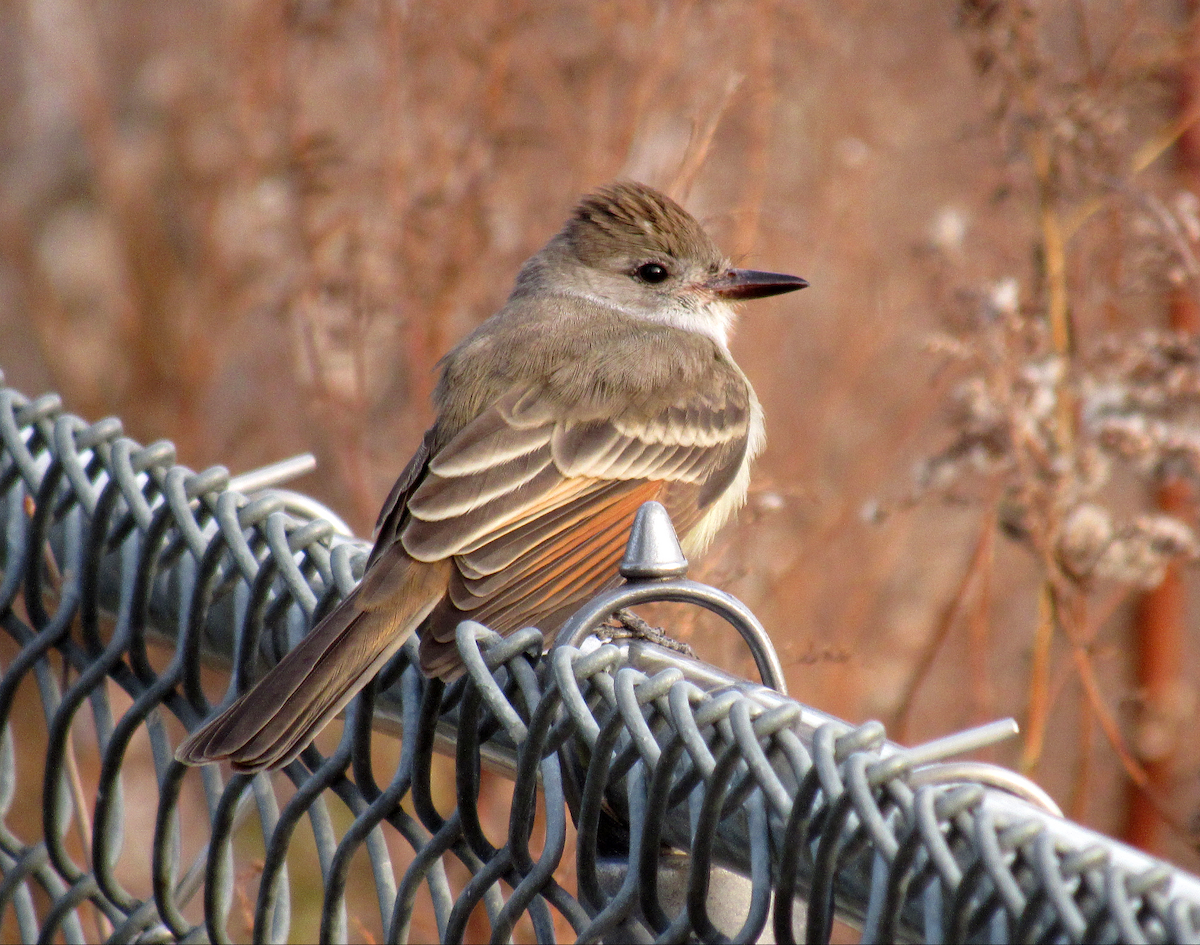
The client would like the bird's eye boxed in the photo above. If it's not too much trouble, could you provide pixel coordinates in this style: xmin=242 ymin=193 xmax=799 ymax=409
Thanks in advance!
xmin=635 ymin=262 xmax=670 ymax=284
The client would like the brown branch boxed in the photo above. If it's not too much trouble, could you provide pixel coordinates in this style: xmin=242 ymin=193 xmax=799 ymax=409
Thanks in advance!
xmin=1020 ymin=580 xmax=1057 ymax=773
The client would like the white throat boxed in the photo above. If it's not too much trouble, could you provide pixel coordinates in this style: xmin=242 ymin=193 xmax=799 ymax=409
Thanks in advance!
xmin=560 ymin=289 xmax=735 ymax=350
xmin=644 ymin=297 xmax=736 ymax=349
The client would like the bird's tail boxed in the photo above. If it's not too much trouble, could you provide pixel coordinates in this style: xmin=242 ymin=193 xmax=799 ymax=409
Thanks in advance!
xmin=176 ymin=552 xmax=448 ymax=772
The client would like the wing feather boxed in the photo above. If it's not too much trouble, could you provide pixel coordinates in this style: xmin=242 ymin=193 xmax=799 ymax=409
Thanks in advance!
xmin=430 ymin=419 xmax=551 ymax=476
xmin=405 ymin=372 xmax=752 ymax=677
xmin=450 ymin=481 xmax=659 ymax=602
xmin=407 ymin=445 xmax=555 ymax=520
xmin=550 ymin=421 xmax=627 ymax=476
xmin=404 ymin=462 xmax=569 ymax=560
xmin=457 ymin=480 xmax=629 ymax=577
xmin=369 ymin=428 xmax=436 ymax=565
xmin=428 ymin=480 xmax=664 ymax=638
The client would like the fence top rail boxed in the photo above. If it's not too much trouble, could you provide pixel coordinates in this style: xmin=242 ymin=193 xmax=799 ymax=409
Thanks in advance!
xmin=0 ymin=374 xmax=1197 ymax=944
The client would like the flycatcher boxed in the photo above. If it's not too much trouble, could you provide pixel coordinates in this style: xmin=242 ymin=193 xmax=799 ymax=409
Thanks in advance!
xmin=178 ymin=181 xmax=806 ymax=772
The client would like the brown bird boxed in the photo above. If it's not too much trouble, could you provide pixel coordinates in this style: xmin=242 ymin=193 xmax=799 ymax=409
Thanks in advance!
xmin=177 ymin=181 xmax=806 ymax=772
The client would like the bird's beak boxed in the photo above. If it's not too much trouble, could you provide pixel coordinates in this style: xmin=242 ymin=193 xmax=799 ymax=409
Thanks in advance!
xmin=705 ymin=268 xmax=809 ymax=301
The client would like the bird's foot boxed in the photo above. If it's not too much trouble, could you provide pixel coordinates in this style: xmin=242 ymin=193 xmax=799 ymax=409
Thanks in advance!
xmin=597 ymin=609 xmax=695 ymax=658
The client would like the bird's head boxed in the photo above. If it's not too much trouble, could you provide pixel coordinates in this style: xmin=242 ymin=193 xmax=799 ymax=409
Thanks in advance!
xmin=515 ymin=181 xmax=806 ymax=347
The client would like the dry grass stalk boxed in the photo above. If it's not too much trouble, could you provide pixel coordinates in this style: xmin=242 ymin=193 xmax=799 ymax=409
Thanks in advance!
xmin=891 ymin=0 xmax=1200 ymax=847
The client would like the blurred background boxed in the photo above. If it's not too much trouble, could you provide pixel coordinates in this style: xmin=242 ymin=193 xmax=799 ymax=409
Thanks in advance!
xmin=1 ymin=0 xmax=1199 ymax=940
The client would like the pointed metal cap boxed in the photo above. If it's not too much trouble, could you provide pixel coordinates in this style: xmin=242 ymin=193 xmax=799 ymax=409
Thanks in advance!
xmin=620 ymin=501 xmax=689 ymax=580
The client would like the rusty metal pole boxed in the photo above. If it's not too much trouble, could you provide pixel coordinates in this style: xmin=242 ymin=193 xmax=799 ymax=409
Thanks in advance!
xmin=1124 ymin=7 xmax=1200 ymax=855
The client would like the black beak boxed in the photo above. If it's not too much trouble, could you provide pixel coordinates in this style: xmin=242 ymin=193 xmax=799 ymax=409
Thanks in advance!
xmin=706 ymin=268 xmax=809 ymax=301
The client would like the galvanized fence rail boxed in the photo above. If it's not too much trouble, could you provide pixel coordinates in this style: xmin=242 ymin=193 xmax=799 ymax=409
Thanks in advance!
xmin=1 ymin=374 xmax=1199 ymax=943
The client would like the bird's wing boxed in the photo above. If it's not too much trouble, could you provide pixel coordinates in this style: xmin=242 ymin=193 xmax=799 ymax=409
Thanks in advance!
xmin=368 ymin=426 xmax=437 ymax=567
xmin=403 ymin=382 xmax=751 ymax=676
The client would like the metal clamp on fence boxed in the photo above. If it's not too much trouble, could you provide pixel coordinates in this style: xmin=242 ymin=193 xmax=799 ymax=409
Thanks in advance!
xmin=1 ymin=375 xmax=1199 ymax=944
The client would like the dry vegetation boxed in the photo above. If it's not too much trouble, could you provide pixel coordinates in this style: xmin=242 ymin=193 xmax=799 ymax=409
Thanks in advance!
xmin=1 ymin=0 xmax=1199 ymax=939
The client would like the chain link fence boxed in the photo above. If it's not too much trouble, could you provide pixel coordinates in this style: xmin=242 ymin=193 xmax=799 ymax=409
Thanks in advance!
xmin=1 ymin=375 xmax=1199 ymax=943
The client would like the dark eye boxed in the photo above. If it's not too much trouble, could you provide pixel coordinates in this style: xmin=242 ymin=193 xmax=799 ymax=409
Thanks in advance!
xmin=635 ymin=262 xmax=670 ymax=284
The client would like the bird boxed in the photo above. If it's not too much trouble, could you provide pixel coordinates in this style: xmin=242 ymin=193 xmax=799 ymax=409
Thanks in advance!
xmin=176 ymin=180 xmax=807 ymax=772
